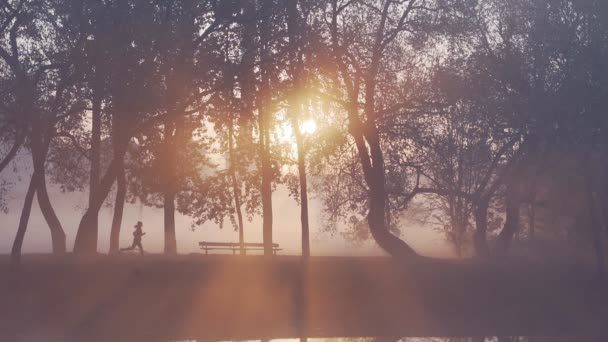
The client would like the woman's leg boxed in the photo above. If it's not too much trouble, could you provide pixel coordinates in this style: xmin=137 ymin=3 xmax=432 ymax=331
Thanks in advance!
xmin=120 ymin=241 xmax=136 ymax=252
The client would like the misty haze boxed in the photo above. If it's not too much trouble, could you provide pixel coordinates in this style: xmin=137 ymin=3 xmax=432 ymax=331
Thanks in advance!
xmin=1 ymin=0 xmax=607 ymax=341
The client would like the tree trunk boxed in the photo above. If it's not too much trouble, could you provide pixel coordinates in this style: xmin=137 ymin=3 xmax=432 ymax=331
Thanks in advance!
xmin=297 ymin=139 xmax=311 ymax=258
xmin=30 ymin=123 xmax=66 ymax=254
xmin=367 ymin=176 xmax=417 ymax=258
xmin=232 ymin=172 xmax=245 ymax=255
xmin=260 ymin=126 xmax=273 ymax=256
xmin=88 ymin=86 xmax=102 ymax=252
xmin=11 ymin=172 xmax=38 ymax=269
xmin=109 ymin=162 xmax=126 ymax=254
xmin=73 ymin=156 xmax=122 ymax=253
xmin=287 ymin=0 xmax=310 ymax=258
xmin=259 ymin=0 xmax=274 ymax=256
xmin=495 ymin=184 xmax=521 ymax=257
xmin=349 ymin=106 xmax=417 ymax=258
xmin=328 ymin=0 xmax=417 ymax=259
xmin=473 ymin=197 xmax=491 ymax=258
xmin=74 ymin=112 xmax=128 ymax=254
xmin=0 ymin=129 xmax=25 ymax=174
xmin=228 ymin=123 xmax=246 ymax=255
xmin=528 ymin=199 xmax=536 ymax=240
xmin=164 ymin=190 xmax=177 ymax=254
xmin=585 ymin=176 xmax=605 ymax=278
xmin=36 ymin=168 xmax=66 ymax=254
xmin=162 ymin=117 xmax=178 ymax=255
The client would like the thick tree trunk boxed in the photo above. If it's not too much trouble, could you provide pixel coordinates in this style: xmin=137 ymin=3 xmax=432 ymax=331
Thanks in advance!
xmin=109 ymin=162 xmax=126 ymax=254
xmin=329 ymin=0 xmax=417 ymax=258
xmin=36 ymin=169 xmax=66 ymax=254
xmin=74 ymin=112 xmax=128 ymax=254
xmin=367 ymin=178 xmax=417 ymax=258
xmin=495 ymin=184 xmax=521 ymax=257
xmin=473 ymin=197 xmax=491 ymax=258
xmin=349 ymin=110 xmax=416 ymax=258
xmin=345 ymin=113 xmax=417 ymax=258
xmin=11 ymin=172 xmax=38 ymax=269
xmin=164 ymin=190 xmax=177 ymax=254
xmin=73 ymin=156 xmax=122 ymax=253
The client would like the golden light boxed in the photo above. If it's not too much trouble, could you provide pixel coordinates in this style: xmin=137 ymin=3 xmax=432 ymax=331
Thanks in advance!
xmin=301 ymin=119 xmax=317 ymax=135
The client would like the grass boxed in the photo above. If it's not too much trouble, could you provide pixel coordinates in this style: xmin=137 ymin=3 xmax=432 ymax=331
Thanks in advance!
xmin=0 ymin=254 xmax=606 ymax=341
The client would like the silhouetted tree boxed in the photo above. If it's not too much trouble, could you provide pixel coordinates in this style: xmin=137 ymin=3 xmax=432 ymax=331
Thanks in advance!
xmin=73 ymin=0 xmax=163 ymax=254
xmin=1 ymin=0 xmax=89 ymax=265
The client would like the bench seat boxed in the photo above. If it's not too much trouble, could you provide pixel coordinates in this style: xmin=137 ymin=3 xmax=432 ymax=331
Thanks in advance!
xmin=198 ymin=241 xmax=281 ymax=255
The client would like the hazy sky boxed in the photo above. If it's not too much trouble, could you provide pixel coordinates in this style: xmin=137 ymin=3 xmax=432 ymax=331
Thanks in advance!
xmin=1 ymin=157 xmax=453 ymax=257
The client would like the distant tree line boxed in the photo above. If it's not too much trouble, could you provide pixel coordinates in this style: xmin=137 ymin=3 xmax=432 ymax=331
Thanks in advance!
xmin=1 ymin=0 xmax=607 ymax=274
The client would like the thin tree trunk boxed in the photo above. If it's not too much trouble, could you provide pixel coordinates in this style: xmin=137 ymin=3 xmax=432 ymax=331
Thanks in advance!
xmin=30 ymin=123 xmax=66 ymax=254
xmin=109 ymin=162 xmax=126 ymax=254
xmin=528 ymin=177 xmax=538 ymax=240
xmin=228 ymin=123 xmax=245 ymax=255
xmin=529 ymin=199 xmax=536 ymax=240
xmin=162 ymin=118 xmax=177 ymax=255
xmin=11 ymin=171 xmax=38 ymax=269
xmin=473 ymin=197 xmax=491 ymax=258
xmin=297 ymin=139 xmax=310 ymax=258
xmin=36 ymin=168 xmax=66 ymax=254
xmin=0 ymin=129 xmax=25 ymax=174
xmin=287 ymin=0 xmax=310 ymax=258
xmin=259 ymin=0 xmax=274 ymax=256
xmin=164 ymin=190 xmax=177 ymax=254
xmin=260 ymin=124 xmax=273 ymax=256
xmin=495 ymin=184 xmax=521 ymax=257
xmin=89 ymin=85 xmax=102 ymax=250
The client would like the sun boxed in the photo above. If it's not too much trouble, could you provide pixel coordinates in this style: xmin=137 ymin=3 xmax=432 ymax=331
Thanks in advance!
xmin=301 ymin=119 xmax=317 ymax=135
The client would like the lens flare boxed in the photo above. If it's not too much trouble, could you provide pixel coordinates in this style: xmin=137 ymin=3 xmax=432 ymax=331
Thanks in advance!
xmin=301 ymin=119 xmax=317 ymax=135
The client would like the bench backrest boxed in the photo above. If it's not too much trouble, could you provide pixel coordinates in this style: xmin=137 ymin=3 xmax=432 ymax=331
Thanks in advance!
xmin=199 ymin=241 xmax=279 ymax=248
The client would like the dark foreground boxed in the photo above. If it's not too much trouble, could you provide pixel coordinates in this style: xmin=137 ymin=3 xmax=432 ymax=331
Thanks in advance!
xmin=0 ymin=254 xmax=606 ymax=341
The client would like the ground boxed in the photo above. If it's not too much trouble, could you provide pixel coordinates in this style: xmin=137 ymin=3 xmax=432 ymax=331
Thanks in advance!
xmin=0 ymin=254 xmax=607 ymax=341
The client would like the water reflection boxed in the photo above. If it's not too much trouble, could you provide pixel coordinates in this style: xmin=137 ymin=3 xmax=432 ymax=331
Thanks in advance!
xmin=170 ymin=337 xmax=589 ymax=342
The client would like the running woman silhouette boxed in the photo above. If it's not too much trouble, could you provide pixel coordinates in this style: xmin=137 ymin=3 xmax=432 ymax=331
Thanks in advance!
xmin=120 ymin=221 xmax=145 ymax=255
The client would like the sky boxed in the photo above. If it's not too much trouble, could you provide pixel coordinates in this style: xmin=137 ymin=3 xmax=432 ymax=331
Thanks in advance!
xmin=0 ymin=156 xmax=454 ymax=257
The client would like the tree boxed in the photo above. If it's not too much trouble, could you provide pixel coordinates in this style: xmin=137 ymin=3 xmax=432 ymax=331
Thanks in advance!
xmin=324 ymin=0 xmax=462 ymax=257
xmin=73 ymin=0 xmax=163 ymax=254
xmin=1 ymin=0 xmax=89 ymax=265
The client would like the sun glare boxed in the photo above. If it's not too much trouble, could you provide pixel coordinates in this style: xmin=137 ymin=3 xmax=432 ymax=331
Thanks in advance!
xmin=301 ymin=119 xmax=317 ymax=135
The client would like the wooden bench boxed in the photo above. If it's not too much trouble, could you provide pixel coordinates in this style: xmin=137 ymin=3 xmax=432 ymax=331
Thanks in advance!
xmin=198 ymin=242 xmax=281 ymax=255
